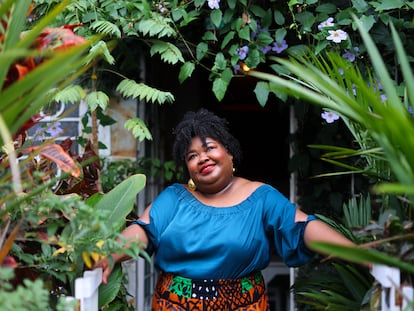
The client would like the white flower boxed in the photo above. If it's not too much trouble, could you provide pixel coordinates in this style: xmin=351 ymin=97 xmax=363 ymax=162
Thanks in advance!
xmin=326 ymin=29 xmax=348 ymax=43
xmin=321 ymin=111 xmax=340 ymax=123
xmin=208 ymin=0 xmax=220 ymax=9
xmin=318 ymin=17 xmax=335 ymax=31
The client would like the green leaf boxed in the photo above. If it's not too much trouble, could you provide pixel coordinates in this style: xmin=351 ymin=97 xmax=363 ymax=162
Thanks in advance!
xmin=51 ymin=85 xmax=86 ymax=105
xmin=90 ymin=20 xmax=121 ymax=38
xmin=150 ymin=40 xmax=185 ymax=64
xmin=310 ymin=242 xmax=414 ymax=274
xmin=212 ymin=52 xmax=227 ymax=71
xmin=202 ymin=30 xmax=217 ymax=41
xmin=124 ymin=118 xmax=153 ymax=142
xmin=316 ymin=3 xmax=337 ymax=14
xmin=226 ymin=0 xmax=236 ymax=9
xmin=351 ymin=0 xmax=369 ymax=13
xmin=210 ymin=9 xmax=222 ymax=28
xmin=195 ymin=0 xmax=206 ymax=7
xmin=196 ymin=42 xmax=209 ymax=60
xmin=89 ymin=40 xmax=115 ymax=65
xmin=257 ymin=32 xmax=273 ymax=46
xmin=238 ymin=26 xmax=250 ymax=41
xmin=94 ymin=174 xmax=146 ymax=233
xmin=213 ymin=76 xmax=229 ymax=101
xmin=137 ymin=15 xmax=176 ymax=38
xmin=98 ymin=265 xmax=123 ymax=308
xmin=250 ymin=5 xmax=267 ymax=17
xmin=260 ymin=9 xmax=273 ymax=28
xmin=244 ymin=48 xmax=261 ymax=68
xmin=275 ymin=28 xmax=287 ymax=42
xmin=116 ymin=79 xmax=175 ymax=105
xmin=274 ymin=10 xmax=285 ymax=25
xmin=295 ymin=11 xmax=316 ymax=32
xmin=254 ymin=82 xmax=270 ymax=107
xmin=221 ymin=31 xmax=235 ymax=49
xmin=179 ymin=61 xmax=195 ymax=84
xmin=85 ymin=91 xmax=109 ymax=111
xmin=357 ymin=15 xmax=376 ymax=32
xmin=373 ymin=0 xmax=405 ymax=10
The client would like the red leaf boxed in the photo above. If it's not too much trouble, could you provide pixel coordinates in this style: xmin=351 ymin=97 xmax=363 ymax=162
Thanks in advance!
xmin=39 ymin=144 xmax=81 ymax=178
xmin=2 ymin=256 xmax=18 ymax=268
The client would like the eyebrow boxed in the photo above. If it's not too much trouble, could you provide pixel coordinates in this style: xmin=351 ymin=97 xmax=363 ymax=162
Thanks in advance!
xmin=185 ymin=140 xmax=215 ymax=156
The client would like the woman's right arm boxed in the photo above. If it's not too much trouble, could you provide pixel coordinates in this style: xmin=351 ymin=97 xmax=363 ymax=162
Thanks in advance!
xmin=95 ymin=204 xmax=151 ymax=284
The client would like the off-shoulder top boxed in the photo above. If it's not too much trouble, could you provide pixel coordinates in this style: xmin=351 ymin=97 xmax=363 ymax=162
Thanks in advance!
xmin=133 ymin=183 xmax=317 ymax=279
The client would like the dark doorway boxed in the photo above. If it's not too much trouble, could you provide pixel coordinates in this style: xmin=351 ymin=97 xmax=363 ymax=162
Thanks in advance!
xmin=153 ymin=64 xmax=291 ymax=196
xmin=207 ymin=75 xmax=291 ymax=196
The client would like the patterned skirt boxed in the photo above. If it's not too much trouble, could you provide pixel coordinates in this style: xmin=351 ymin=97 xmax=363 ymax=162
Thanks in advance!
xmin=151 ymin=271 xmax=270 ymax=311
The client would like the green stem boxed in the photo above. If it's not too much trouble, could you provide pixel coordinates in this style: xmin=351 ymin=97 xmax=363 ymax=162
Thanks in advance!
xmin=0 ymin=114 xmax=22 ymax=194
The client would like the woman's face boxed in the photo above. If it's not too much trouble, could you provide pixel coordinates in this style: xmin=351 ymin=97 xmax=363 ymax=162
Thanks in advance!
xmin=185 ymin=136 xmax=233 ymax=191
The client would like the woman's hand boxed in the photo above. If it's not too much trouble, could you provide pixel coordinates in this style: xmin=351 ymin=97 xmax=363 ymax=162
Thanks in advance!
xmin=94 ymin=256 xmax=113 ymax=285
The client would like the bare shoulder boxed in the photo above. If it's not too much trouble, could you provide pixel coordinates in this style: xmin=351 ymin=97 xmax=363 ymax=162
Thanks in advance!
xmin=234 ymin=177 xmax=265 ymax=192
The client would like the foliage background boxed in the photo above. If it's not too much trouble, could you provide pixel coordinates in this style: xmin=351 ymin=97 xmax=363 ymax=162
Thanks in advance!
xmin=1 ymin=0 xmax=413 ymax=309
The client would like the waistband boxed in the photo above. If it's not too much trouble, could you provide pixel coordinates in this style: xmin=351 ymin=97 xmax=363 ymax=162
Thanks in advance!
xmin=158 ymin=271 xmax=264 ymax=300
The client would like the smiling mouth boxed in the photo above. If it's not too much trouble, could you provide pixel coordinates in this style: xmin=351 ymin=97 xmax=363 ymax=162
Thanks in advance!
xmin=200 ymin=164 xmax=214 ymax=174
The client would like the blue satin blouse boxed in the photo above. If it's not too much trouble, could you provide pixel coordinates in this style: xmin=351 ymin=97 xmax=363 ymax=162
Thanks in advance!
xmin=134 ymin=183 xmax=317 ymax=279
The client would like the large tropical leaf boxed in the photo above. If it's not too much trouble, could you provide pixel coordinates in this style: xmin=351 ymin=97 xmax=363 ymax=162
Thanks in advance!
xmin=92 ymin=174 xmax=146 ymax=233
xmin=98 ymin=265 xmax=123 ymax=308
xmin=310 ymin=242 xmax=414 ymax=274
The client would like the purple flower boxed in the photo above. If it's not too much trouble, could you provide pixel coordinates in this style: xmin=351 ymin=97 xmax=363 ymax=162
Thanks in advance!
xmin=208 ymin=0 xmax=220 ymax=9
xmin=342 ymin=47 xmax=359 ymax=62
xmin=259 ymin=45 xmax=272 ymax=54
xmin=46 ymin=121 xmax=64 ymax=137
xmin=33 ymin=126 xmax=47 ymax=141
xmin=326 ymin=29 xmax=348 ymax=43
xmin=251 ymin=25 xmax=268 ymax=39
xmin=233 ymin=64 xmax=241 ymax=74
xmin=271 ymin=40 xmax=288 ymax=54
xmin=318 ymin=17 xmax=335 ymax=31
xmin=321 ymin=111 xmax=340 ymax=123
xmin=235 ymin=46 xmax=249 ymax=60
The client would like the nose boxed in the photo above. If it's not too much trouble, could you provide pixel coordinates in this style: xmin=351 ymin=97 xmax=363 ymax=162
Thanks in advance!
xmin=198 ymin=151 xmax=209 ymax=163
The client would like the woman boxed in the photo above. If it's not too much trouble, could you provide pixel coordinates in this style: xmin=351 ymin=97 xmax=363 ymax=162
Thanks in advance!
xmin=95 ymin=108 xmax=355 ymax=310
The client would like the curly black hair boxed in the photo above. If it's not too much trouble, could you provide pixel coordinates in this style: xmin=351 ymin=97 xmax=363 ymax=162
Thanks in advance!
xmin=172 ymin=108 xmax=242 ymax=179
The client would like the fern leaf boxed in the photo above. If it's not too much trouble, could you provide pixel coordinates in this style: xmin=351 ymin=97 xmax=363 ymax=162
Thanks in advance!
xmin=150 ymin=40 xmax=184 ymax=64
xmin=116 ymin=79 xmax=175 ymax=104
xmin=50 ymin=85 xmax=86 ymax=104
xmin=89 ymin=40 xmax=115 ymax=65
xmin=124 ymin=118 xmax=153 ymax=142
xmin=90 ymin=21 xmax=122 ymax=38
xmin=137 ymin=14 xmax=176 ymax=38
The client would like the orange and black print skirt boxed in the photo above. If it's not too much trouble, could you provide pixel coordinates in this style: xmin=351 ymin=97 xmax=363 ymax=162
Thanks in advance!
xmin=151 ymin=271 xmax=270 ymax=311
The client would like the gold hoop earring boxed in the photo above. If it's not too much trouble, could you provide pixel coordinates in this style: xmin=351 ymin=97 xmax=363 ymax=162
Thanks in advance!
xmin=232 ymin=167 xmax=235 ymax=174
xmin=188 ymin=178 xmax=196 ymax=191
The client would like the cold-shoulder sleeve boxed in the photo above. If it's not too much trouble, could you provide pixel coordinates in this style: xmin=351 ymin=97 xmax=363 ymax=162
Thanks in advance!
xmin=262 ymin=186 xmax=318 ymax=267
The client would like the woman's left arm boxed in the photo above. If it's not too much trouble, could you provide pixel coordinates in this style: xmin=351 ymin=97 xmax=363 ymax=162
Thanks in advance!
xmin=295 ymin=208 xmax=355 ymax=252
